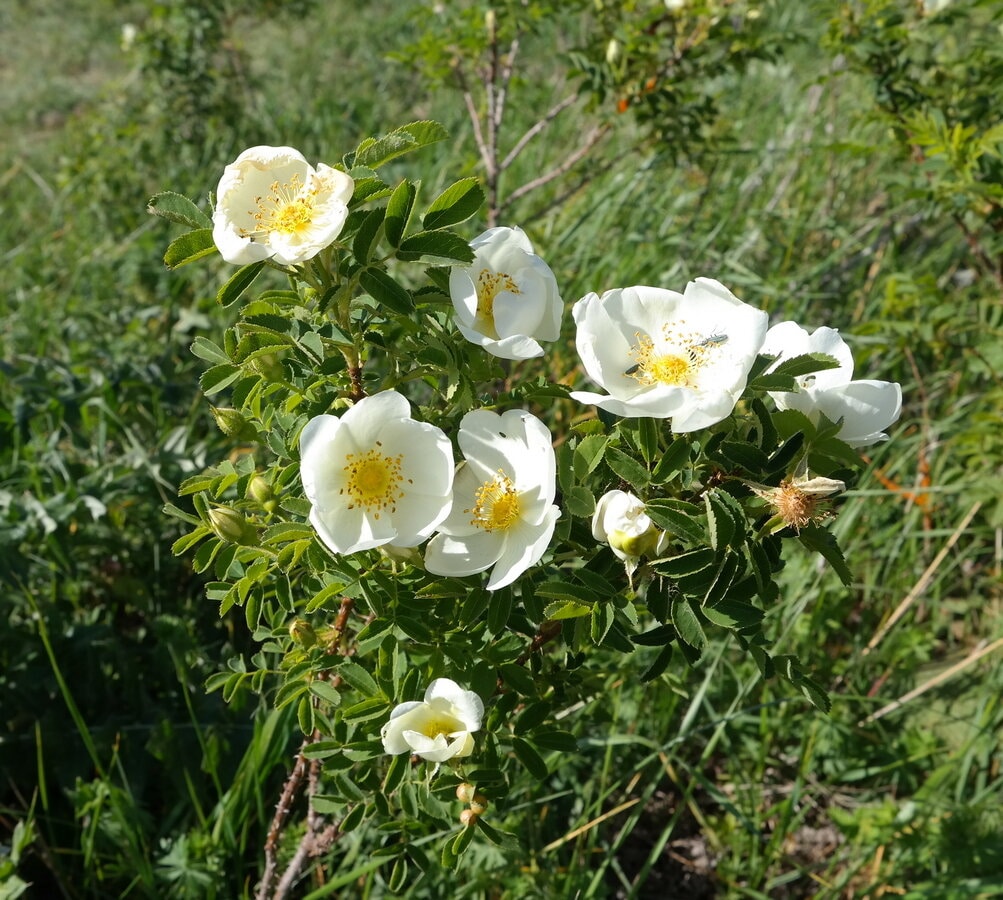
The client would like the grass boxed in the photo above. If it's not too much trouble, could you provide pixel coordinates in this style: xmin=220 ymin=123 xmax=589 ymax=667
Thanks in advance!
xmin=2 ymin=0 xmax=1002 ymax=897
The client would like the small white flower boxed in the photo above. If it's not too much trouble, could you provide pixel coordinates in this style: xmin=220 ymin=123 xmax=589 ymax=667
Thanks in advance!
xmin=424 ymin=409 xmax=560 ymax=591
xmin=381 ymin=678 xmax=484 ymax=762
xmin=449 ymin=227 xmax=563 ymax=360
xmin=592 ymin=490 xmax=669 ymax=575
xmin=299 ymin=391 xmax=454 ymax=556
xmin=212 ymin=145 xmax=354 ymax=266
xmin=762 ymin=322 xmax=902 ymax=448
xmin=570 ymin=278 xmax=768 ymax=431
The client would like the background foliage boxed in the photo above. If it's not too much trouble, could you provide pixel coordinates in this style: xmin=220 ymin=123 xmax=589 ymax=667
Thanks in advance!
xmin=2 ymin=0 xmax=1001 ymax=897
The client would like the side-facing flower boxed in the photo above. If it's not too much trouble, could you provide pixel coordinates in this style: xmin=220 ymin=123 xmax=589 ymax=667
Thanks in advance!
xmin=299 ymin=391 xmax=454 ymax=556
xmin=212 ymin=145 xmax=354 ymax=266
xmin=381 ymin=678 xmax=484 ymax=762
xmin=592 ymin=490 xmax=669 ymax=575
xmin=762 ymin=322 xmax=902 ymax=447
xmin=449 ymin=226 xmax=563 ymax=360
xmin=424 ymin=409 xmax=560 ymax=590
xmin=570 ymin=278 xmax=768 ymax=431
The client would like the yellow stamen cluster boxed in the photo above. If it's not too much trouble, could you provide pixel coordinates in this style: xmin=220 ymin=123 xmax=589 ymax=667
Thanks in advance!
xmin=469 ymin=471 xmax=521 ymax=532
xmin=246 ymin=173 xmax=318 ymax=236
xmin=628 ymin=322 xmax=723 ymax=388
xmin=419 ymin=715 xmax=461 ymax=740
xmin=341 ymin=443 xmax=409 ymax=519
xmin=474 ymin=269 xmax=520 ymax=339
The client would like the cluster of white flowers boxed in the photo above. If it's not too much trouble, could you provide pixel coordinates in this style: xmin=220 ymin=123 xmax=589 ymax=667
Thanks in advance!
xmin=211 ymin=146 xmax=904 ymax=764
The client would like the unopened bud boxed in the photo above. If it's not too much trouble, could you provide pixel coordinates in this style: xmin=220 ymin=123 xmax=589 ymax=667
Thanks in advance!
xmin=210 ymin=406 xmax=255 ymax=440
xmin=456 ymin=783 xmax=476 ymax=804
xmin=289 ymin=618 xmax=318 ymax=649
xmin=459 ymin=809 xmax=479 ymax=828
xmin=469 ymin=793 xmax=489 ymax=815
xmin=608 ymin=527 xmax=661 ymax=559
xmin=605 ymin=38 xmax=621 ymax=65
xmin=248 ymin=475 xmax=274 ymax=507
xmin=208 ymin=507 xmax=258 ymax=545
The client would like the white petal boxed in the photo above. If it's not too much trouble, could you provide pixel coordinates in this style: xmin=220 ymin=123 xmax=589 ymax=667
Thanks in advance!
xmin=816 ymin=380 xmax=902 ymax=447
xmin=448 ymin=270 xmax=479 ymax=326
xmin=424 ymin=530 xmax=505 ymax=577
xmin=425 ymin=679 xmax=484 ymax=730
xmin=485 ymin=507 xmax=559 ymax=591
xmin=339 ymin=391 xmax=411 ymax=447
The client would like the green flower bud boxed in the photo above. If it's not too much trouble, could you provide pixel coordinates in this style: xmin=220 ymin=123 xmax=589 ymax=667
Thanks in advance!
xmin=210 ymin=406 xmax=256 ymax=440
xmin=208 ymin=507 xmax=258 ymax=546
xmin=608 ymin=527 xmax=661 ymax=559
xmin=459 ymin=809 xmax=479 ymax=828
xmin=248 ymin=475 xmax=273 ymax=505
xmin=289 ymin=618 xmax=318 ymax=649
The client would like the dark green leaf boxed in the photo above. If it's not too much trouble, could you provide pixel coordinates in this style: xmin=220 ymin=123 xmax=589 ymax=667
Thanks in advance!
xmin=423 ymin=177 xmax=485 ymax=230
xmin=652 ymin=437 xmax=691 ymax=483
xmin=644 ymin=499 xmax=705 ymax=544
xmin=164 ymin=228 xmax=216 ymax=268
xmin=671 ymin=599 xmax=706 ymax=651
xmin=199 ymin=364 xmax=242 ymax=396
xmin=385 ymin=179 xmax=417 ymax=247
xmin=511 ymin=737 xmax=549 ymax=780
xmin=573 ymin=433 xmax=609 ymax=480
xmin=718 ymin=441 xmax=770 ymax=473
xmin=703 ymin=596 xmax=763 ymax=629
xmin=190 ymin=335 xmax=230 ymax=365
xmin=359 ymin=268 xmax=413 ymax=315
xmin=148 ymin=191 xmax=212 ymax=229
xmin=338 ymin=660 xmax=380 ymax=697
xmin=217 ymin=261 xmax=266 ymax=309
xmin=352 ymin=207 xmax=386 ymax=263
xmin=771 ymin=352 xmax=841 ymax=379
xmin=798 ymin=523 xmax=853 ymax=586
xmin=655 ymin=548 xmax=715 ymax=577
xmin=605 ymin=446 xmax=650 ymax=489
xmin=350 ymin=121 xmax=449 ymax=169
xmin=398 ymin=231 xmax=475 ymax=263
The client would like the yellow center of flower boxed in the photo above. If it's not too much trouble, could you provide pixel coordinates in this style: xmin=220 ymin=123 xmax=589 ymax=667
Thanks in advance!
xmin=474 ymin=269 xmax=520 ymax=339
xmin=341 ymin=443 xmax=409 ymax=519
xmin=419 ymin=715 xmax=460 ymax=739
xmin=469 ymin=471 xmax=521 ymax=532
xmin=628 ymin=325 xmax=725 ymax=388
xmin=248 ymin=173 xmax=318 ymax=236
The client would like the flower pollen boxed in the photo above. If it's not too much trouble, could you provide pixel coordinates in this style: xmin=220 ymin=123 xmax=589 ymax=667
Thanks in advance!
xmin=419 ymin=715 xmax=462 ymax=740
xmin=474 ymin=269 xmax=520 ymax=339
xmin=341 ymin=443 xmax=409 ymax=519
xmin=629 ymin=323 xmax=727 ymax=388
xmin=469 ymin=471 xmax=521 ymax=532
xmin=248 ymin=174 xmax=318 ymax=236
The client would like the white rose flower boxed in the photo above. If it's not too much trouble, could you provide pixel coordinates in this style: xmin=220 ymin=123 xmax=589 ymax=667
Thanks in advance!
xmin=299 ymin=391 xmax=454 ymax=556
xmin=449 ymin=226 xmax=563 ymax=360
xmin=212 ymin=145 xmax=354 ymax=266
xmin=424 ymin=409 xmax=560 ymax=591
xmin=381 ymin=678 xmax=484 ymax=762
xmin=570 ymin=279 xmax=768 ymax=431
xmin=762 ymin=322 xmax=902 ymax=448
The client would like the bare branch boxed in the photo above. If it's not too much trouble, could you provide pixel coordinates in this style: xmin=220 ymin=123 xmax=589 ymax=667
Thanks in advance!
xmin=500 ymin=93 xmax=579 ymax=173
xmin=503 ymin=124 xmax=611 ymax=211
xmin=493 ymin=37 xmax=520 ymax=136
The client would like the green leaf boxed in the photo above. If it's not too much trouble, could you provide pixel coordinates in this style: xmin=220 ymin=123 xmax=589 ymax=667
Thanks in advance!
xmin=671 ymin=599 xmax=706 ymax=651
xmin=655 ymin=548 xmax=715 ymax=577
xmin=703 ymin=596 xmax=763 ymax=630
xmin=771 ymin=352 xmax=841 ymax=379
xmin=359 ymin=268 xmax=413 ymax=315
xmin=350 ymin=121 xmax=449 ymax=169
xmin=644 ymin=499 xmax=705 ymax=544
xmin=718 ymin=441 xmax=770 ymax=473
xmin=164 ymin=228 xmax=216 ymax=268
xmin=217 ymin=261 xmax=266 ymax=309
xmin=605 ymin=446 xmax=650 ymax=489
xmin=190 ymin=335 xmax=230 ymax=365
xmin=531 ymin=730 xmax=578 ymax=752
xmin=309 ymin=680 xmax=343 ymax=706
xmin=635 ymin=417 xmax=660 ymax=465
xmin=385 ymin=180 xmax=418 ymax=247
xmin=338 ymin=660 xmax=380 ymax=697
xmin=511 ymin=737 xmax=549 ymax=780
xmin=797 ymin=523 xmax=853 ymax=586
xmin=535 ymin=581 xmax=596 ymax=605
xmin=590 ymin=602 xmax=615 ymax=645
xmin=651 ymin=437 xmax=691 ymax=483
xmin=199 ymin=364 xmax=242 ymax=396
xmin=706 ymin=489 xmax=748 ymax=549
xmin=573 ymin=433 xmax=608 ymax=480
xmin=543 ymin=600 xmax=592 ymax=621
xmin=487 ymin=589 xmax=513 ymax=634
xmin=397 ymin=230 xmax=475 ymax=264
xmin=352 ymin=207 xmax=386 ymax=263
xmin=422 ymin=178 xmax=485 ymax=230
xmin=147 ymin=191 xmax=212 ymax=229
